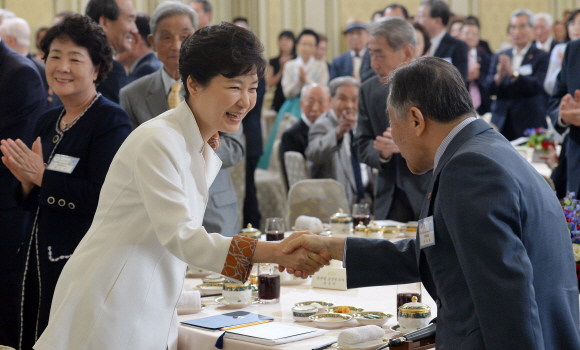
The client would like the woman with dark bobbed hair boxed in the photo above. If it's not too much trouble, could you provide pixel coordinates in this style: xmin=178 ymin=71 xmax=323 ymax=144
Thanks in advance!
xmin=34 ymin=22 xmax=327 ymax=350
xmin=0 ymin=14 xmax=131 ymax=350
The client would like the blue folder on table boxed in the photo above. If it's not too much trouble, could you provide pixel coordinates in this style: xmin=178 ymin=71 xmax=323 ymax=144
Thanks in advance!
xmin=181 ymin=311 xmax=274 ymax=330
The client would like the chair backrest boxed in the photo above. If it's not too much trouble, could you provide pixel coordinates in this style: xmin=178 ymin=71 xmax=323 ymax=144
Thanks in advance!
xmin=284 ymin=151 xmax=309 ymax=189
xmin=276 ymin=113 xmax=299 ymax=141
xmin=287 ymin=179 xmax=350 ymax=226
xmin=268 ymin=139 xmax=283 ymax=173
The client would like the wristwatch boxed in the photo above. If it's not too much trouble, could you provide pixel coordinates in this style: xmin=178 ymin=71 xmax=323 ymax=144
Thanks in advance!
xmin=510 ymin=70 xmax=520 ymax=82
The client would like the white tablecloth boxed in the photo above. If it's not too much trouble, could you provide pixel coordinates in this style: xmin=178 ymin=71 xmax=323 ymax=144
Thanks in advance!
xmin=178 ymin=278 xmax=436 ymax=350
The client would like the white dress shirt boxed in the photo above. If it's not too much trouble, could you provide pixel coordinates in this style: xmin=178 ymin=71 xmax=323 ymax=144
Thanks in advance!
xmin=350 ymin=47 xmax=366 ymax=79
xmin=429 ymin=30 xmax=447 ymax=57
xmin=535 ymin=36 xmax=553 ymax=52
xmin=511 ymin=42 xmax=532 ymax=72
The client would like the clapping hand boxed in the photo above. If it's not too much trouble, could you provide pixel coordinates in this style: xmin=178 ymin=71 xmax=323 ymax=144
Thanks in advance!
xmin=276 ymin=231 xmax=331 ymax=278
xmin=374 ymin=127 xmax=400 ymax=160
xmin=559 ymin=89 xmax=580 ymax=126
xmin=468 ymin=63 xmax=480 ymax=82
xmin=0 ymin=137 xmax=45 ymax=195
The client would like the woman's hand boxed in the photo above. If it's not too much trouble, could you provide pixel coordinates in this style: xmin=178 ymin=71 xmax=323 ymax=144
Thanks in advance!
xmin=0 ymin=137 xmax=45 ymax=187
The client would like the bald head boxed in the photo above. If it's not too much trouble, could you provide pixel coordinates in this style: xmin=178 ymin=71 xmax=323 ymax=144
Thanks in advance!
xmin=300 ymin=84 xmax=331 ymax=123
xmin=0 ymin=17 xmax=30 ymax=55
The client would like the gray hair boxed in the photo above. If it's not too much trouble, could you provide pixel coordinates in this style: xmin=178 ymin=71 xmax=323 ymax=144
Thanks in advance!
xmin=510 ymin=9 xmax=535 ymax=27
xmin=0 ymin=17 xmax=30 ymax=47
xmin=150 ymin=1 xmax=198 ymax=36
xmin=534 ymin=12 xmax=553 ymax=27
xmin=0 ymin=9 xmax=16 ymax=25
xmin=300 ymin=83 xmax=330 ymax=101
xmin=328 ymin=76 xmax=360 ymax=97
xmin=368 ymin=16 xmax=416 ymax=51
xmin=189 ymin=0 xmax=212 ymax=13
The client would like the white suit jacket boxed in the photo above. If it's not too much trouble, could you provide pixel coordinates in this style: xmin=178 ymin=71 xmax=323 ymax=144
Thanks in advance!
xmin=35 ymin=102 xmax=235 ymax=350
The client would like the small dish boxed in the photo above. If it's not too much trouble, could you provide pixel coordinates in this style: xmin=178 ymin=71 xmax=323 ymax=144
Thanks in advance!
xmin=390 ymin=324 xmax=415 ymax=334
xmin=176 ymin=304 xmax=206 ymax=315
xmin=203 ymin=274 xmax=225 ymax=283
xmin=215 ymin=296 xmax=259 ymax=309
xmin=186 ymin=265 xmax=213 ymax=278
xmin=331 ymin=338 xmax=388 ymax=350
xmin=295 ymin=301 xmax=334 ymax=313
xmin=353 ymin=311 xmax=392 ymax=326
xmin=195 ymin=282 xmax=223 ymax=292
xmin=292 ymin=305 xmax=318 ymax=322
xmin=309 ymin=313 xmax=353 ymax=329
xmin=326 ymin=306 xmax=364 ymax=314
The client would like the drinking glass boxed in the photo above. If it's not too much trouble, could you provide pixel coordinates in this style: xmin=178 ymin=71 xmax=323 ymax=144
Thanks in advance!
xmin=257 ymin=263 xmax=280 ymax=303
xmin=352 ymin=203 xmax=371 ymax=226
xmin=265 ymin=217 xmax=285 ymax=241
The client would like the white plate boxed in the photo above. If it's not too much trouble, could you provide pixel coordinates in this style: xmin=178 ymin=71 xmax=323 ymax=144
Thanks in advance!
xmin=354 ymin=311 xmax=392 ymax=326
xmin=177 ymin=304 xmax=206 ymax=315
xmin=309 ymin=313 xmax=353 ymax=329
xmin=215 ymin=296 xmax=259 ymax=309
xmin=195 ymin=283 xmax=223 ymax=292
xmin=331 ymin=338 xmax=388 ymax=350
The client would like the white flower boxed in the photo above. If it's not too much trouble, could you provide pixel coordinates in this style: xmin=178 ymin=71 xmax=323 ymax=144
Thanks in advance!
xmin=573 ymin=243 xmax=580 ymax=263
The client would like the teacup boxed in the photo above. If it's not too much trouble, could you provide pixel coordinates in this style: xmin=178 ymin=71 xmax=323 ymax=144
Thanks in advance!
xmin=222 ymin=281 xmax=252 ymax=304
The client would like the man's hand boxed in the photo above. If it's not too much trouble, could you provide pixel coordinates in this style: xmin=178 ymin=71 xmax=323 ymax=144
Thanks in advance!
xmin=539 ymin=144 xmax=558 ymax=170
xmin=374 ymin=127 xmax=400 ymax=160
xmin=276 ymin=232 xmax=330 ymax=278
xmin=494 ymin=54 xmax=512 ymax=85
xmin=468 ymin=63 xmax=480 ymax=82
xmin=336 ymin=110 xmax=358 ymax=141
xmin=280 ymin=236 xmax=345 ymax=275
xmin=559 ymin=90 xmax=580 ymax=126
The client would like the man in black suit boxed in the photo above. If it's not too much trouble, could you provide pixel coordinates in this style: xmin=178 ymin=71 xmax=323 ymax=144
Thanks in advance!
xmin=548 ymin=38 xmax=580 ymax=197
xmin=279 ymin=84 xmax=330 ymax=185
xmin=329 ymin=22 xmax=369 ymax=81
xmin=86 ymin=0 xmax=138 ymax=104
xmin=119 ymin=13 xmax=162 ymax=84
xmin=355 ymin=17 xmax=432 ymax=222
xmin=484 ymin=9 xmax=550 ymax=140
xmin=0 ymin=38 xmax=47 ymax=349
xmin=416 ymin=0 xmax=468 ymax=82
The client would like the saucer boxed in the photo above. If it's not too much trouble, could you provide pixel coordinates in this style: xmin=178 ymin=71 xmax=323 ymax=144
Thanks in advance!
xmin=215 ymin=296 xmax=259 ymax=309
xmin=177 ymin=304 xmax=206 ymax=315
xmin=331 ymin=338 xmax=388 ymax=350
xmin=390 ymin=324 xmax=416 ymax=334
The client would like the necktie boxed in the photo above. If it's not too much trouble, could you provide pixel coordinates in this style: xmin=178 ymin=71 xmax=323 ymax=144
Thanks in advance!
xmin=353 ymin=52 xmax=362 ymax=79
xmin=468 ymin=53 xmax=481 ymax=109
xmin=168 ymin=81 xmax=182 ymax=109
xmin=349 ymin=130 xmax=364 ymax=203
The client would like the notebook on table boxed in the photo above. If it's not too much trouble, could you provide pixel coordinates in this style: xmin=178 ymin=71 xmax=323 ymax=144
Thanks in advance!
xmin=224 ymin=322 xmax=328 ymax=345
xmin=180 ymin=311 xmax=273 ymax=330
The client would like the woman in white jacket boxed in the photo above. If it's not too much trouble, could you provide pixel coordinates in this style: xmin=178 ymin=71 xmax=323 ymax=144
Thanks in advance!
xmin=35 ymin=22 xmax=327 ymax=350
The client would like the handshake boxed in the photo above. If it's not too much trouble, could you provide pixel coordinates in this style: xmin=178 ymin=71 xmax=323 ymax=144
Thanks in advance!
xmin=268 ymin=232 xmax=347 ymax=278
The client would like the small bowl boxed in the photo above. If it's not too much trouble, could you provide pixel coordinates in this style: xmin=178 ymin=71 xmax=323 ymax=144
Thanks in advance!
xmin=295 ymin=301 xmax=334 ymax=313
xmin=309 ymin=313 xmax=353 ymax=329
xmin=326 ymin=306 xmax=364 ymax=314
xmin=354 ymin=311 xmax=392 ymax=326
xmin=292 ymin=305 xmax=318 ymax=322
xmin=203 ymin=274 xmax=225 ymax=283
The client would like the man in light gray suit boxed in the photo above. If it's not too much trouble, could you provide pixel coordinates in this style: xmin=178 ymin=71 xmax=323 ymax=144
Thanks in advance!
xmin=355 ymin=17 xmax=431 ymax=222
xmin=120 ymin=1 xmax=243 ymax=236
xmin=306 ymin=76 xmax=364 ymax=205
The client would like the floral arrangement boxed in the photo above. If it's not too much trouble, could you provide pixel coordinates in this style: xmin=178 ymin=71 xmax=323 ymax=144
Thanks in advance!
xmin=524 ymin=127 xmax=556 ymax=153
xmin=563 ymin=193 xmax=580 ymax=282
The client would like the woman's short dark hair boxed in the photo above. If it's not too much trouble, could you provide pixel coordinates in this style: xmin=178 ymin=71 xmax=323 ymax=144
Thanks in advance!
xmin=297 ymin=29 xmax=320 ymax=45
xmin=566 ymin=9 xmax=580 ymax=41
xmin=40 ymin=14 xmax=113 ymax=84
xmin=413 ymin=23 xmax=431 ymax=56
xmin=387 ymin=57 xmax=475 ymax=123
xmin=179 ymin=21 xmax=267 ymax=98
xmin=278 ymin=30 xmax=296 ymax=56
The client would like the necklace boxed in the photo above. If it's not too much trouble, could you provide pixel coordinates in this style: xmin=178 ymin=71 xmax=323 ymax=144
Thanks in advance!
xmin=58 ymin=93 xmax=101 ymax=131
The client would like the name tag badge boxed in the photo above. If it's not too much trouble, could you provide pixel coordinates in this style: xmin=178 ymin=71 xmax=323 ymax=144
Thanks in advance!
xmin=442 ymin=57 xmax=452 ymax=64
xmin=519 ymin=64 xmax=533 ymax=76
xmin=418 ymin=216 xmax=435 ymax=249
xmin=47 ymin=154 xmax=80 ymax=174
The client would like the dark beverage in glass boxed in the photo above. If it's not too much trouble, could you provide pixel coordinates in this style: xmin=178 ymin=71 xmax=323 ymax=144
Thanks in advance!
xmin=266 ymin=231 xmax=284 ymax=241
xmin=258 ymin=274 xmax=280 ymax=301
xmin=353 ymin=214 xmax=371 ymax=226
xmin=397 ymin=293 xmax=421 ymax=319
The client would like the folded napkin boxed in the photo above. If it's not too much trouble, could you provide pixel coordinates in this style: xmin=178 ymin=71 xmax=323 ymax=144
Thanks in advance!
xmin=176 ymin=290 xmax=201 ymax=310
xmin=294 ymin=215 xmax=324 ymax=234
xmin=337 ymin=325 xmax=384 ymax=348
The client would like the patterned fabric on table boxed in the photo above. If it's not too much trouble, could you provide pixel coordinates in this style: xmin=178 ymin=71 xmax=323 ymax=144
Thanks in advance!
xmin=284 ymin=151 xmax=309 ymax=189
xmin=287 ymin=179 xmax=350 ymax=226
xmin=221 ymin=235 xmax=257 ymax=282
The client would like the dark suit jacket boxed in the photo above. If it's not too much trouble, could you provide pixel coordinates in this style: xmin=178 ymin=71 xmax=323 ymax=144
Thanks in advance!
xmin=473 ymin=50 xmax=491 ymax=115
xmin=354 ymin=76 xmax=431 ymax=220
xmin=280 ymin=119 xmax=309 ymax=183
xmin=484 ymin=45 xmax=550 ymax=137
xmin=329 ymin=51 xmax=353 ymax=80
xmin=347 ymin=119 xmax=580 ymax=349
xmin=434 ymin=32 xmax=469 ymax=82
xmin=26 ymin=53 xmax=48 ymax=91
xmin=97 ymin=59 xmax=127 ymax=104
xmin=477 ymin=39 xmax=492 ymax=57
xmin=548 ymin=39 xmax=580 ymax=196
xmin=127 ymin=51 xmax=162 ymax=84
xmin=533 ymin=39 xmax=558 ymax=53
xmin=359 ymin=49 xmax=374 ymax=83
xmin=0 ymin=40 xmax=47 ymax=271
xmin=242 ymin=78 xmax=265 ymax=158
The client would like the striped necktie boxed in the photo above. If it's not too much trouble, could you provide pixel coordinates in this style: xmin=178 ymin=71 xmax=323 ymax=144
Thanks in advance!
xmin=167 ymin=81 xmax=182 ymax=109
